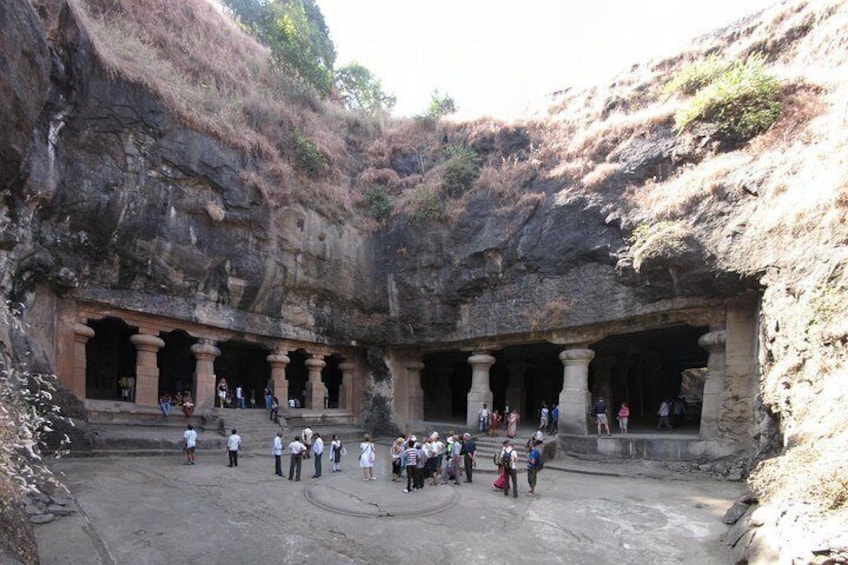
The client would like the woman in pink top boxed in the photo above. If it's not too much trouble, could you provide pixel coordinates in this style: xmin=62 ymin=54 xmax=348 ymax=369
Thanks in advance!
xmin=617 ymin=402 xmax=630 ymax=434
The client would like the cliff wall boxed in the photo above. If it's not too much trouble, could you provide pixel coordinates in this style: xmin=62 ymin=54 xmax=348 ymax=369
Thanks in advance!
xmin=1 ymin=0 xmax=847 ymax=562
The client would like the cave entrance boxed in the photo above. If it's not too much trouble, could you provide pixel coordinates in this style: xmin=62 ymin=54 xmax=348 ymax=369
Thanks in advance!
xmin=421 ymin=351 xmax=471 ymax=423
xmin=214 ymin=341 xmax=271 ymax=408
xmin=416 ymin=323 xmax=708 ymax=433
xmin=498 ymin=344 xmax=565 ymax=425
xmin=323 ymin=354 xmax=343 ymax=409
xmin=591 ymin=324 xmax=708 ymax=433
xmin=285 ymin=350 xmax=309 ymax=407
xmin=157 ymin=330 xmax=196 ymax=398
xmin=85 ymin=317 xmax=137 ymax=401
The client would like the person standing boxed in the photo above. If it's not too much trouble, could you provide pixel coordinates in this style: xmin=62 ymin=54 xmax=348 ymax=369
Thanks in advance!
xmin=672 ymin=397 xmax=686 ymax=428
xmin=301 ymin=426 xmax=314 ymax=459
xmin=264 ymin=385 xmax=273 ymax=411
xmin=311 ymin=433 xmax=324 ymax=478
xmin=447 ymin=433 xmax=463 ymax=485
xmin=227 ymin=429 xmax=242 ymax=467
xmin=593 ymin=397 xmax=612 ymax=436
xmin=617 ymin=402 xmax=630 ymax=434
xmin=550 ymin=404 xmax=559 ymax=434
xmin=461 ymin=433 xmax=476 ymax=484
xmin=235 ymin=385 xmax=245 ymax=409
xmin=526 ymin=440 xmax=543 ymax=496
xmin=359 ymin=434 xmax=376 ymax=480
xmin=330 ymin=434 xmax=344 ymax=472
xmin=272 ymin=432 xmax=283 ymax=477
xmin=217 ymin=379 xmax=228 ymax=409
xmin=287 ymin=435 xmax=307 ymax=480
xmin=402 ymin=440 xmax=418 ymax=493
xmin=657 ymin=399 xmax=672 ymax=430
xmin=270 ymin=397 xmax=280 ymax=423
xmin=507 ymin=411 xmax=520 ymax=438
xmin=478 ymin=403 xmax=490 ymax=434
xmin=539 ymin=403 xmax=550 ymax=430
xmin=391 ymin=437 xmax=404 ymax=482
xmin=500 ymin=440 xmax=518 ymax=498
xmin=183 ymin=424 xmax=197 ymax=466
xmin=414 ymin=442 xmax=427 ymax=490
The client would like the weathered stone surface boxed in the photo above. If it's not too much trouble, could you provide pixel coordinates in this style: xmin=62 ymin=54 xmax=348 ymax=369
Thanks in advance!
xmin=722 ymin=500 xmax=750 ymax=524
xmin=29 ymin=514 xmax=55 ymax=525
xmin=0 ymin=0 xmax=49 ymax=190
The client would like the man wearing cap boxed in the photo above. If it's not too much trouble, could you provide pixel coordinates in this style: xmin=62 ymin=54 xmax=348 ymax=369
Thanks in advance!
xmin=593 ymin=396 xmax=611 ymax=436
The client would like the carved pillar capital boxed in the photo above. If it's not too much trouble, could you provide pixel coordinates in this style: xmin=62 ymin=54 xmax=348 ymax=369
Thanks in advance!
xmin=190 ymin=340 xmax=221 ymax=360
xmin=305 ymin=356 xmax=327 ymax=371
xmin=266 ymin=353 xmax=291 ymax=368
xmin=698 ymin=330 xmax=727 ymax=352
xmin=130 ymin=333 xmax=165 ymax=352
xmin=558 ymin=348 xmax=595 ymax=365
xmin=73 ymin=323 xmax=95 ymax=342
xmin=467 ymin=351 xmax=496 ymax=369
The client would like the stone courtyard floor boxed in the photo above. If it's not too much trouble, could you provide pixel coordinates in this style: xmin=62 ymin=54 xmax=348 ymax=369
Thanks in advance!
xmin=34 ymin=448 xmax=743 ymax=564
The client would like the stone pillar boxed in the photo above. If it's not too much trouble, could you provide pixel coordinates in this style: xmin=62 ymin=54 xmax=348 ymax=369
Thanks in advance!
xmin=505 ymin=361 xmax=527 ymax=416
xmin=338 ymin=361 xmax=356 ymax=411
xmin=558 ymin=348 xmax=595 ymax=435
xmin=130 ymin=333 xmax=165 ymax=407
xmin=405 ymin=361 xmax=424 ymax=422
xmin=592 ymin=356 xmax=616 ymax=406
xmin=466 ymin=351 xmax=495 ymax=428
xmin=72 ymin=323 xmax=95 ymax=400
xmin=267 ymin=352 xmax=290 ymax=408
xmin=698 ymin=330 xmax=727 ymax=439
xmin=191 ymin=339 xmax=220 ymax=410
xmin=305 ymin=355 xmax=326 ymax=410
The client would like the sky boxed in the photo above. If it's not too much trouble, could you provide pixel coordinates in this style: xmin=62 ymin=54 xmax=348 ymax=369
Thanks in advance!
xmin=317 ymin=0 xmax=777 ymax=120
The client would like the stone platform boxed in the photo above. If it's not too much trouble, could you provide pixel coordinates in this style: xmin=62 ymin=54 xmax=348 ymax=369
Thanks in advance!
xmin=561 ymin=432 xmax=738 ymax=461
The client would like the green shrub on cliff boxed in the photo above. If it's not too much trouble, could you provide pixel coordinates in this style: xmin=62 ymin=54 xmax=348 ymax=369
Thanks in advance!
xmin=441 ymin=144 xmax=479 ymax=197
xmin=291 ymin=130 xmax=327 ymax=176
xmin=662 ymin=55 xmax=731 ymax=98
xmin=674 ymin=54 xmax=781 ymax=142
xmin=361 ymin=185 xmax=392 ymax=221
xmin=407 ymin=186 xmax=443 ymax=222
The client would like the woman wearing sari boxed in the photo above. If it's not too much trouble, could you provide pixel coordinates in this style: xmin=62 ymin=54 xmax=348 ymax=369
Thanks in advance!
xmin=507 ymin=411 xmax=520 ymax=438
xmin=488 ymin=410 xmax=502 ymax=437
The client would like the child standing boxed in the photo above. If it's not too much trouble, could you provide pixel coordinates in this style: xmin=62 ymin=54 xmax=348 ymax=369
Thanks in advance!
xmin=617 ymin=402 xmax=630 ymax=434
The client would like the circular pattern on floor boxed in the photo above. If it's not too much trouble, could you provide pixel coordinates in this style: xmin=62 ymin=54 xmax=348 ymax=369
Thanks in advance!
xmin=305 ymin=474 xmax=460 ymax=518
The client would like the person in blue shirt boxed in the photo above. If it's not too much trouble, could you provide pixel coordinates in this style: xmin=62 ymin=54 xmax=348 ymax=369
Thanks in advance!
xmin=526 ymin=439 xmax=543 ymax=496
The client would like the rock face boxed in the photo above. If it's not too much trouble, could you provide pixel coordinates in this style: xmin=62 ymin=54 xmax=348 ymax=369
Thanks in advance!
xmin=2 ymin=1 xmax=848 ymax=563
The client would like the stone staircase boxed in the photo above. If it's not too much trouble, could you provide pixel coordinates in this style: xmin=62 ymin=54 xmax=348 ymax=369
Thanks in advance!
xmin=215 ymin=407 xmax=366 ymax=453
xmin=472 ymin=435 xmax=530 ymax=473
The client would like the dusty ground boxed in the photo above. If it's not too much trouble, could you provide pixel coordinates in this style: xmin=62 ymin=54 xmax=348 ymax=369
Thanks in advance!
xmin=35 ymin=448 xmax=742 ymax=565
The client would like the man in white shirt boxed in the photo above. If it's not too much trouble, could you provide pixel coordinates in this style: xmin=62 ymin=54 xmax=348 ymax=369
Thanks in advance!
xmin=235 ymin=385 xmax=245 ymax=409
xmin=272 ymin=432 xmax=284 ymax=477
xmin=311 ymin=433 xmax=324 ymax=478
xmin=183 ymin=424 xmax=197 ymax=465
xmin=227 ymin=429 xmax=242 ymax=467
xmin=287 ymin=436 xmax=307 ymax=481
xmin=478 ymin=403 xmax=490 ymax=434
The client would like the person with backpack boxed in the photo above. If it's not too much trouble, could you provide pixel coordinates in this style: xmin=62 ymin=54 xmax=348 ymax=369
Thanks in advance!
xmin=500 ymin=440 xmax=518 ymax=498
xmin=526 ymin=439 xmax=544 ymax=495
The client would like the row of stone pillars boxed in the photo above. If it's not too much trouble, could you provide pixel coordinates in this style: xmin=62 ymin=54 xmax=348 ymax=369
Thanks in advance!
xmin=72 ymin=324 xmax=356 ymax=411
xmin=412 ymin=330 xmax=726 ymax=437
